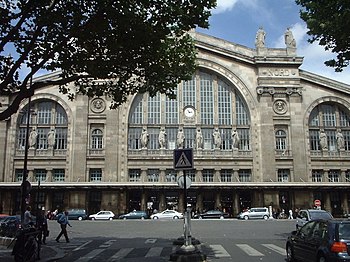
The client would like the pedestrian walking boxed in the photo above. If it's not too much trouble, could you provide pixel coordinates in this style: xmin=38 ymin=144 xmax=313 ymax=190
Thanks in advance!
xmin=288 ymin=209 xmax=293 ymax=219
xmin=55 ymin=211 xmax=72 ymax=243
xmin=37 ymin=209 xmax=49 ymax=244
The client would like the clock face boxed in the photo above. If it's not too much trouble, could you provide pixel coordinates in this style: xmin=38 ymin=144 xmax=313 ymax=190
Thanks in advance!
xmin=184 ymin=106 xmax=195 ymax=118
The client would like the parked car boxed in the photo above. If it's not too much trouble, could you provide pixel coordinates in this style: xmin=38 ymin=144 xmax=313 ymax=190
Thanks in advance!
xmin=296 ymin=209 xmax=333 ymax=229
xmin=150 ymin=210 xmax=183 ymax=220
xmin=119 ymin=210 xmax=148 ymax=220
xmin=193 ymin=210 xmax=229 ymax=219
xmin=237 ymin=207 xmax=270 ymax=220
xmin=286 ymin=219 xmax=350 ymax=262
xmin=89 ymin=211 xmax=115 ymax=220
xmin=66 ymin=209 xmax=88 ymax=220
xmin=0 ymin=215 xmax=21 ymax=237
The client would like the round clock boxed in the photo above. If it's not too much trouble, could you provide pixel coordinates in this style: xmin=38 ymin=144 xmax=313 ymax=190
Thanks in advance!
xmin=184 ymin=106 xmax=195 ymax=118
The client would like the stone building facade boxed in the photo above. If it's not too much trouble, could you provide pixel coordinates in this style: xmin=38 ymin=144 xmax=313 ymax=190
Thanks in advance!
xmin=1 ymin=30 xmax=350 ymax=217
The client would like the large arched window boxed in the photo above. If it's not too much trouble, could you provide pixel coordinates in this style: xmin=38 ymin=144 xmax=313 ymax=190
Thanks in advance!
xmin=17 ymin=100 xmax=68 ymax=150
xmin=128 ymin=70 xmax=251 ymax=151
xmin=309 ymin=103 xmax=350 ymax=151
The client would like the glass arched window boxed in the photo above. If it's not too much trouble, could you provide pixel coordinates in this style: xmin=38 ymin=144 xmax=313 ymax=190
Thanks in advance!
xmin=128 ymin=70 xmax=251 ymax=151
xmin=91 ymin=129 xmax=103 ymax=149
xmin=275 ymin=130 xmax=287 ymax=150
xmin=309 ymin=103 xmax=350 ymax=151
xmin=17 ymin=100 xmax=68 ymax=150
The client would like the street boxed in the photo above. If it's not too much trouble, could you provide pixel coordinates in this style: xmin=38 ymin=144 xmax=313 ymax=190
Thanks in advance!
xmin=45 ymin=218 xmax=295 ymax=261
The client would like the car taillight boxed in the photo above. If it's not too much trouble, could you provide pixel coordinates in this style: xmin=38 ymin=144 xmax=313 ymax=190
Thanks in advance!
xmin=331 ymin=242 xmax=347 ymax=253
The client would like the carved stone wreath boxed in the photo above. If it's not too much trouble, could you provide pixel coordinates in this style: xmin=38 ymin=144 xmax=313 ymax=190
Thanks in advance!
xmin=91 ymin=98 xmax=106 ymax=113
xmin=273 ymin=100 xmax=288 ymax=115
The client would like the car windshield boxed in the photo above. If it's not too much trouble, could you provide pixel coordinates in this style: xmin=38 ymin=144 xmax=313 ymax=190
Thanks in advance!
xmin=338 ymin=224 xmax=350 ymax=239
xmin=309 ymin=211 xmax=332 ymax=220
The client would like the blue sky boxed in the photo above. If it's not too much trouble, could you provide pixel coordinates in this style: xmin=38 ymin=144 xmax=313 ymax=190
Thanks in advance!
xmin=196 ymin=0 xmax=350 ymax=85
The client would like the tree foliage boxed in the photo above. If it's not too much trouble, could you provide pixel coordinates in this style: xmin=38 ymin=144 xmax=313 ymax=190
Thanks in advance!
xmin=0 ymin=0 xmax=216 ymax=120
xmin=296 ymin=0 xmax=350 ymax=71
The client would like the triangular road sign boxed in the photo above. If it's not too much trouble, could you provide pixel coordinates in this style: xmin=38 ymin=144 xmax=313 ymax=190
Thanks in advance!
xmin=176 ymin=152 xmax=191 ymax=168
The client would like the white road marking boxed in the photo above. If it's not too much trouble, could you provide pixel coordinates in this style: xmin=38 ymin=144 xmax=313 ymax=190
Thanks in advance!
xmin=107 ymin=247 xmax=133 ymax=261
xmin=76 ymin=249 xmax=104 ymax=261
xmin=236 ymin=244 xmax=264 ymax=256
xmin=262 ymin=244 xmax=286 ymax=256
xmin=145 ymin=238 xmax=157 ymax=244
xmin=73 ymin=240 xmax=92 ymax=251
xmin=209 ymin=244 xmax=231 ymax=257
xmin=145 ymin=246 xmax=163 ymax=257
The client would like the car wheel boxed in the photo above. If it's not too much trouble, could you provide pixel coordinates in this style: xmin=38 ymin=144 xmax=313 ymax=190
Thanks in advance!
xmin=286 ymin=243 xmax=295 ymax=262
xmin=173 ymin=216 xmax=179 ymax=219
xmin=91 ymin=217 xmax=95 ymax=220
xmin=153 ymin=216 xmax=159 ymax=219
xmin=123 ymin=217 xmax=127 ymax=220
xmin=78 ymin=217 xmax=83 ymax=221
xmin=244 ymin=215 xmax=249 ymax=220
xmin=109 ymin=217 xmax=113 ymax=220
xmin=220 ymin=215 xmax=224 ymax=219
xmin=141 ymin=216 xmax=145 ymax=220
xmin=199 ymin=216 xmax=203 ymax=219
xmin=263 ymin=215 xmax=268 ymax=220
xmin=317 ymin=254 xmax=326 ymax=262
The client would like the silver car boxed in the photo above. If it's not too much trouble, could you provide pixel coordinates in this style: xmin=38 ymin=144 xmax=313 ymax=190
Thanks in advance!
xmin=238 ymin=207 xmax=270 ymax=220
xmin=295 ymin=209 xmax=333 ymax=229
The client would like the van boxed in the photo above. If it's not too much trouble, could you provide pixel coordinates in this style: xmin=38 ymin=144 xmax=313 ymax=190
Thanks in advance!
xmin=238 ymin=207 xmax=270 ymax=220
xmin=66 ymin=209 xmax=88 ymax=220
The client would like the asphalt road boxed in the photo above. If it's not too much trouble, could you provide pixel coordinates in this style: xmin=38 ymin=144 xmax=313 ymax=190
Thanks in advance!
xmin=47 ymin=218 xmax=296 ymax=261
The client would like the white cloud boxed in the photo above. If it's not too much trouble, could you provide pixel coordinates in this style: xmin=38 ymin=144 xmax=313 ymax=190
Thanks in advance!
xmin=212 ymin=0 xmax=238 ymax=14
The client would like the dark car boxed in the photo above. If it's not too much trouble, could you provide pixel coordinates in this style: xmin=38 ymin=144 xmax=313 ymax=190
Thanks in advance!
xmin=66 ymin=209 xmax=88 ymax=220
xmin=119 ymin=210 xmax=148 ymax=220
xmin=286 ymin=219 xmax=350 ymax=262
xmin=193 ymin=210 xmax=229 ymax=219
xmin=296 ymin=209 xmax=333 ymax=229
xmin=0 ymin=215 xmax=21 ymax=237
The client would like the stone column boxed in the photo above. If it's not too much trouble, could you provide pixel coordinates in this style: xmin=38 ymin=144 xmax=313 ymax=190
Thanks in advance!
xmin=28 ymin=170 xmax=34 ymax=182
xmin=342 ymin=193 xmax=349 ymax=216
xmin=215 ymin=191 xmax=221 ymax=210
xmin=141 ymin=191 xmax=147 ymax=211
xmin=233 ymin=169 xmax=239 ymax=182
xmin=214 ymin=169 xmax=220 ymax=182
xmin=159 ymin=192 xmax=166 ymax=211
xmin=324 ymin=192 xmax=331 ymax=213
xmin=46 ymin=169 xmax=53 ymax=182
xmin=141 ymin=169 xmax=147 ymax=183
xmin=233 ymin=191 xmax=239 ymax=214
xmin=196 ymin=170 xmax=203 ymax=182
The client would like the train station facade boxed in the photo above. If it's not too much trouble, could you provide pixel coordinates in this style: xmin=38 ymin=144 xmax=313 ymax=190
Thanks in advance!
xmin=1 ymin=30 xmax=350 ymax=217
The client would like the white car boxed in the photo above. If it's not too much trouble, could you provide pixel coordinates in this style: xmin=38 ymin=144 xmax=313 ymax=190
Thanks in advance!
xmin=150 ymin=210 xmax=183 ymax=220
xmin=89 ymin=211 xmax=115 ymax=220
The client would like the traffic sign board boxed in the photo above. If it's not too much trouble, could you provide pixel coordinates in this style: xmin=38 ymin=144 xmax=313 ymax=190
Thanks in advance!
xmin=314 ymin=199 xmax=321 ymax=206
xmin=173 ymin=148 xmax=194 ymax=170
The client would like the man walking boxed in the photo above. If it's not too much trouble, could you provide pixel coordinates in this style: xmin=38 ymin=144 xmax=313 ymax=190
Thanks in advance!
xmin=56 ymin=211 xmax=72 ymax=243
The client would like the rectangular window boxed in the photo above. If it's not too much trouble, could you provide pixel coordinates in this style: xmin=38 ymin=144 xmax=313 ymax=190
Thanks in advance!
xmin=35 ymin=169 xmax=47 ymax=182
xmin=238 ymin=170 xmax=251 ymax=182
xmin=165 ymin=169 xmax=177 ymax=183
xmin=221 ymin=128 xmax=232 ymax=150
xmin=322 ymin=105 xmax=336 ymax=127
xmin=130 ymin=98 xmax=143 ymax=124
xmin=55 ymin=128 xmax=67 ymax=150
xmin=148 ymin=127 xmax=159 ymax=150
xmin=148 ymin=93 xmax=161 ymax=124
xmin=37 ymin=128 xmax=49 ymax=149
xmin=147 ymin=169 xmax=159 ymax=182
xmin=312 ymin=170 xmax=323 ymax=182
xmin=15 ymin=169 xmax=23 ymax=182
xmin=277 ymin=169 xmax=289 ymax=182
xmin=182 ymin=77 xmax=196 ymax=107
xmin=166 ymin=91 xmax=178 ymax=124
xmin=128 ymin=127 xmax=141 ymax=150
xmin=236 ymin=95 xmax=249 ymax=125
xmin=89 ymin=168 xmax=102 ymax=182
xmin=340 ymin=110 xmax=350 ymax=127
xmin=202 ymin=169 xmax=214 ymax=182
xmin=166 ymin=128 xmax=177 ymax=150
xmin=17 ymin=128 xmax=26 ymax=150
xmin=328 ymin=170 xmax=340 ymax=182
xmin=309 ymin=130 xmax=320 ymax=151
xmin=202 ymin=128 xmax=213 ymax=149
xmin=56 ymin=106 xmax=67 ymax=125
xmin=239 ymin=129 xmax=250 ymax=151
xmin=129 ymin=169 xmax=141 ymax=182
xmin=37 ymin=102 xmax=52 ymax=125
xmin=187 ymin=170 xmax=196 ymax=182
xmin=345 ymin=170 xmax=350 ymax=182
xmin=327 ymin=130 xmax=336 ymax=151
xmin=220 ymin=169 xmax=232 ymax=182
xmin=200 ymin=73 xmax=213 ymax=125
xmin=184 ymin=128 xmax=195 ymax=148
xmin=218 ymin=81 xmax=232 ymax=125
xmin=53 ymin=169 xmax=65 ymax=182
xmin=343 ymin=130 xmax=350 ymax=151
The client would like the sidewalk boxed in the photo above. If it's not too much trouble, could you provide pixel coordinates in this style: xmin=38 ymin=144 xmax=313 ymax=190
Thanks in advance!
xmin=0 ymin=237 xmax=65 ymax=262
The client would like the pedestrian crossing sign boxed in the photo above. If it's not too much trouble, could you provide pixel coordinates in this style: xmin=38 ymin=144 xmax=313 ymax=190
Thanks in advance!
xmin=173 ymin=148 xmax=194 ymax=170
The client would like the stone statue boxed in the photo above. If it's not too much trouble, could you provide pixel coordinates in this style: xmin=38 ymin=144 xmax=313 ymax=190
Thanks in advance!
xmin=336 ymin=130 xmax=345 ymax=150
xmin=47 ymin=129 xmax=56 ymax=148
xmin=29 ymin=127 xmax=38 ymax=148
xmin=140 ymin=128 xmax=149 ymax=148
xmin=319 ymin=130 xmax=328 ymax=150
xmin=284 ymin=27 xmax=296 ymax=48
xmin=158 ymin=128 xmax=167 ymax=149
xmin=212 ymin=128 xmax=221 ymax=149
xmin=176 ymin=128 xmax=185 ymax=148
xmin=196 ymin=128 xmax=203 ymax=149
xmin=255 ymin=27 xmax=266 ymax=48
xmin=231 ymin=129 xmax=240 ymax=149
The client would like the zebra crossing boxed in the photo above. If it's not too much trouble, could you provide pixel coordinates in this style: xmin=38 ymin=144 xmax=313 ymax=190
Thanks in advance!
xmin=60 ymin=239 xmax=287 ymax=261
